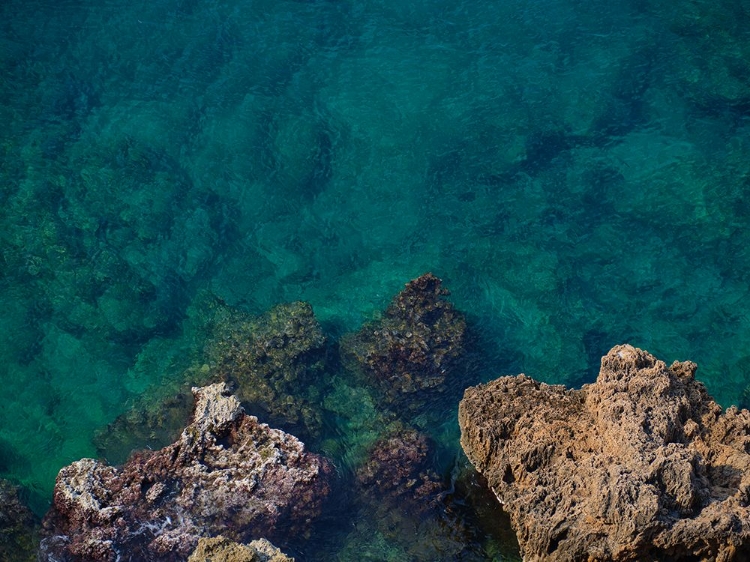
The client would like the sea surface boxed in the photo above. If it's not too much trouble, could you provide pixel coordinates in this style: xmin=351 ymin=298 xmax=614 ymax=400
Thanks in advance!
xmin=1 ymin=0 xmax=750 ymax=559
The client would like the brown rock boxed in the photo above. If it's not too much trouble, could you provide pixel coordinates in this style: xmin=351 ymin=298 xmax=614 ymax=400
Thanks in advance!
xmin=459 ymin=344 xmax=750 ymax=562
xmin=341 ymin=273 xmax=466 ymax=412
xmin=41 ymin=383 xmax=332 ymax=561
xmin=356 ymin=424 xmax=443 ymax=509
xmin=187 ymin=536 xmax=294 ymax=562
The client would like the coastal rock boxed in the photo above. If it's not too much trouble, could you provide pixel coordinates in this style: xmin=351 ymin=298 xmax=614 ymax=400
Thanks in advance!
xmin=41 ymin=382 xmax=333 ymax=562
xmin=341 ymin=273 xmax=466 ymax=412
xmin=209 ymin=301 xmax=327 ymax=439
xmin=93 ymin=299 xmax=327 ymax=465
xmin=188 ymin=536 xmax=294 ymax=562
xmin=459 ymin=344 xmax=750 ymax=561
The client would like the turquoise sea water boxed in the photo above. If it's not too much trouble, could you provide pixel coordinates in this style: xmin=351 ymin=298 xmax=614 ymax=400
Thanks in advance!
xmin=1 ymin=0 xmax=750 ymax=558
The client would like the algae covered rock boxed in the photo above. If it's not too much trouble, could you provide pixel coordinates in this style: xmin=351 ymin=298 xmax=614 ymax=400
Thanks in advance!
xmin=208 ymin=301 xmax=327 ymax=438
xmin=94 ymin=299 xmax=328 ymax=464
xmin=341 ymin=273 xmax=466 ymax=412
xmin=459 ymin=344 xmax=750 ymax=561
xmin=188 ymin=536 xmax=294 ymax=562
xmin=356 ymin=423 xmax=442 ymax=509
xmin=40 ymin=383 xmax=332 ymax=562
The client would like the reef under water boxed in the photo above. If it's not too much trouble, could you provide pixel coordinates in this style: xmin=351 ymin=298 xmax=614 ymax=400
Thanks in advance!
xmin=1 ymin=0 xmax=750 ymax=558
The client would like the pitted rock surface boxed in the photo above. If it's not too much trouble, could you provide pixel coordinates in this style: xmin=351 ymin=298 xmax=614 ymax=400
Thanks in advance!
xmin=187 ymin=536 xmax=294 ymax=562
xmin=341 ymin=273 xmax=466 ymax=412
xmin=459 ymin=345 xmax=750 ymax=562
xmin=41 ymin=382 xmax=332 ymax=562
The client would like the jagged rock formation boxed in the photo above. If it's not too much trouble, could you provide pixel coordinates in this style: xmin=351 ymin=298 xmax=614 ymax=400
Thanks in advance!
xmin=40 ymin=383 xmax=332 ymax=562
xmin=188 ymin=536 xmax=294 ymax=562
xmin=0 ymin=479 xmax=38 ymax=562
xmin=341 ymin=273 xmax=466 ymax=412
xmin=459 ymin=344 xmax=750 ymax=562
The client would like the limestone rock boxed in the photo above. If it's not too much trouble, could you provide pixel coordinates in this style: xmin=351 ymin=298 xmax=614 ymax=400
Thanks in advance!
xmin=459 ymin=344 xmax=750 ymax=561
xmin=341 ymin=273 xmax=466 ymax=412
xmin=40 ymin=382 xmax=332 ymax=562
xmin=188 ymin=536 xmax=294 ymax=562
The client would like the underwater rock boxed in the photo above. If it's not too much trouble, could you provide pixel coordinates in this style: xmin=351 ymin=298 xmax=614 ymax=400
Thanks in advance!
xmin=459 ymin=345 xmax=750 ymax=561
xmin=356 ymin=424 xmax=442 ymax=510
xmin=349 ymin=424 xmax=494 ymax=561
xmin=0 ymin=479 xmax=38 ymax=562
xmin=40 ymin=383 xmax=333 ymax=562
xmin=188 ymin=536 xmax=294 ymax=562
xmin=94 ymin=299 xmax=327 ymax=465
xmin=341 ymin=273 xmax=466 ymax=412
xmin=208 ymin=301 xmax=327 ymax=439
xmin=93 ymin=387 xmax=195 ymax=465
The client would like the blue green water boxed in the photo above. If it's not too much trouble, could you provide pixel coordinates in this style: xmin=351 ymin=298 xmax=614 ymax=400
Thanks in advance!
xmin=1 ymin=0 xmax=750 ymax=557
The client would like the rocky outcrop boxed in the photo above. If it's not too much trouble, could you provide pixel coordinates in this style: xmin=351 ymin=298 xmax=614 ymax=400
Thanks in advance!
xmin=341 ymin=273 xmax=466 ymax=412
xmin=208 ymin=301 xmax=327 ymax=439
xmin=459 ymin=344 xmax=750 ymax=562
xmin=93 ymin=300 xmax=327 ymax=467
xmin=188 ymin=536 xmax=294 ymax=562
xmin=40 ymin=383 xmax=333 ymax=562
xmin=0 ymin=479 xmax=38 ymax=562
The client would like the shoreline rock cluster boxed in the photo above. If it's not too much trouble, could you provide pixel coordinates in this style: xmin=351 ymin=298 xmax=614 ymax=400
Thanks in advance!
xmin=40 ymin=383 xmax=332 ymax=561
xmin=459 ymin=344 xmax=750 ymax=561
xmin=12 ymin=275 xmax=750 ymax=561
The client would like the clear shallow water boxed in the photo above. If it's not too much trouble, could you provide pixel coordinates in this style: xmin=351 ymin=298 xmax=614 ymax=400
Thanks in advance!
xmin=1 ymin=0 xmax=750 ymax=557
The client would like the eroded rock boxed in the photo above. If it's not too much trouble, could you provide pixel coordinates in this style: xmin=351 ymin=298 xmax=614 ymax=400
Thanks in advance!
xmin=187 ymin=536 xmax=294 ymax=562
xmin=341 ymin=273 xmax=466 ymax=412
xmin=41 ymin=383 xmax=333 ymax=562
xmin=459 ymin=344 xmax=750 ymax=562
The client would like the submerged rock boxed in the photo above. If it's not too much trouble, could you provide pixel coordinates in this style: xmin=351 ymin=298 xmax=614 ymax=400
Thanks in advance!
xmin=357 ymin=420 xmax=444 ymax=512
xmin=0 ymin=479 xmax=38 ymax=562
xmin=356 ymin=424 xmax=442 ymax=510
xmin=41 ymin=383 xmax=333 ymax=562
xmin=209 ymin=301 xmax=327 ymax=439
xmin=94 ymin=299 xmax=327 ymax=465
xmin=346 ymin=423 xmax=495 ymax=561
xmin=459 ymin=344 xmax=750 ymax=561
xmin=341 ymin=273 xmax=466 ymax=412
xmin=188 ymin=536 xmax=294 ymax=562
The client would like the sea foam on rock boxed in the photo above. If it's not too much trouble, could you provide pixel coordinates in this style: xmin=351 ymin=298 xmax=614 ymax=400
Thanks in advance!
xmin=40 ymin=382 xmax=333 ymax=562
xmin=459 ymin=344 xmax=750 ymax=561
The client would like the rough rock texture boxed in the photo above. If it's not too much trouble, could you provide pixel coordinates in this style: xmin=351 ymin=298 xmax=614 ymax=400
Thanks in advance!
xmin=93 ymin=300 xmax=326 ymax=466
xmin=208 ymin=301 xmax=327 ymax=439
xmin=188 ymin=536 xmax=294 ymax=562
xmin=341 ymin=273 xmax=466 ymax=412
xmin=40 ymin=383 xmax=333 ymax=562
xmin=459 ymin=344 xmax=750 ymax=562
xmin=0 ymin=479 xmax=38 ymax=562
xmin=356 ymin=424 xmax=442 ymax=510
